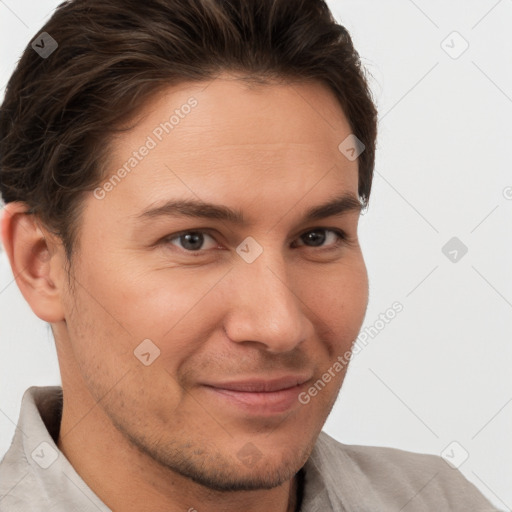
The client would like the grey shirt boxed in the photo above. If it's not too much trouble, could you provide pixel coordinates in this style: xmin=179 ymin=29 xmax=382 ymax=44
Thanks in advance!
xmin=0 ymin=386 xmax=500 ymax=511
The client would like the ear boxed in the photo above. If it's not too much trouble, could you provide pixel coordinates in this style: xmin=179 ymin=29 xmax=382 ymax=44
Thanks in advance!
xmin=1 ymin=202 xmax=66 ymax=323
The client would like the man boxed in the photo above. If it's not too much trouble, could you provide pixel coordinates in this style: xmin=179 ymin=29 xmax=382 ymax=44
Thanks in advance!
xmin=0 ymin=0 xmax=500 ymax=510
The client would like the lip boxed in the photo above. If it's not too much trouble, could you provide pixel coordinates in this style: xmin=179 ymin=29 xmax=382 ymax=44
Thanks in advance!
xmin=202 ymin=375 xmax=312 ymax=415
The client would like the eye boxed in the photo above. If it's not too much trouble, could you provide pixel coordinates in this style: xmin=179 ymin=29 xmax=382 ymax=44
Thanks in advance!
xmin=165 ymin=231 xmax=218 ymax=252
xmin=293 ymin=228 xmax=347 ymax=249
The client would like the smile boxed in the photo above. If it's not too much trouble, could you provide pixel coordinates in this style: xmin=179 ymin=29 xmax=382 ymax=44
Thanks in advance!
xmin=201 ymin=375 xmax=312 ymax=415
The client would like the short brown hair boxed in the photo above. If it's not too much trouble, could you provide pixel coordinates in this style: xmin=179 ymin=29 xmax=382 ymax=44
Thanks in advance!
xmin=0 ymin=0 xmax=378 ymax=267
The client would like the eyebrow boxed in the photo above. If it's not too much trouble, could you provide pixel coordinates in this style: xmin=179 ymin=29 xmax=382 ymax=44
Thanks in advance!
xmin=134 ymin=192 xmax=362 ymax=226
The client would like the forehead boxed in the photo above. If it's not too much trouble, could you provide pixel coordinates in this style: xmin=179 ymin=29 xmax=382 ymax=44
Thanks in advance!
xmin=88 ymin=75 xmax=359 ymax=229
xmin=109 ymin=74 xmax=354 ymax=160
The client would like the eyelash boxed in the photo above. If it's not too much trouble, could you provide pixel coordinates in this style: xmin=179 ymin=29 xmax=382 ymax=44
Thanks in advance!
xmin=160 ymin=228 xmax=348 ymax=255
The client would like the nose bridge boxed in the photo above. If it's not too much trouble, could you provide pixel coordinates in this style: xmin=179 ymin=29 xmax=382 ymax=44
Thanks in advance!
xmin=223 ymin=247 xmax=310 ymax=352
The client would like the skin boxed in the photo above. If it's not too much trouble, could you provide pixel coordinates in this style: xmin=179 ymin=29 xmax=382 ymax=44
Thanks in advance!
xmin=1 ymin=74 xmax=369 ymax=512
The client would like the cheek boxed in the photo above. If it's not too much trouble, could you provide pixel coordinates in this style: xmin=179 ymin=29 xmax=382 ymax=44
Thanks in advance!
xmin=62 ymin=276 xmax=195 ymax=424
xmin=340 ymin=259 xmax=369 ymax=328
xmin=297 ymin=257 xmax=368 ymax=341
xmin=64 ymin=256 xmax=227 ymax=391
xmin=72 ymin=250 xmax=214 ymax=340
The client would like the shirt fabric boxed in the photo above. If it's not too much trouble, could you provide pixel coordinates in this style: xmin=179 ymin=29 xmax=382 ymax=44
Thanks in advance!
xmin=0 ymin=386 xmax=501 ymax=511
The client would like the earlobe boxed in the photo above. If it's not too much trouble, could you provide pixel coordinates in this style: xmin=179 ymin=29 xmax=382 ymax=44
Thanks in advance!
xmin=1 ymin=201 xmax=66 ymax=323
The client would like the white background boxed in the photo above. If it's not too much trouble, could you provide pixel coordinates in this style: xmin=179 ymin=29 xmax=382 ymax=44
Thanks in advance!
xmin=1 ymin=0 xmax=511 ymax=509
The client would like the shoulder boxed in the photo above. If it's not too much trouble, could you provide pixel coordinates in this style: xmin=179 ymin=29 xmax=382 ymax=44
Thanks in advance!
xmin=321 ymin=432 xmax=450 ymax=475
xmin=0 ymin=448 xmax=42 ymax=512
xmin=310 ymin=431 xmax=500 ymax=511
xmin=0 ymin=386 xmax=90 ymax=512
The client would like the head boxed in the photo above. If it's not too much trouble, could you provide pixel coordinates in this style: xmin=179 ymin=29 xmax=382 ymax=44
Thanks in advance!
xmin=0 ymin=0 xmax=377 ymax=493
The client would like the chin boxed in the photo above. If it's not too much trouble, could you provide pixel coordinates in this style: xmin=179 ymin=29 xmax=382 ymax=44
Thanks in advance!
xmin=127 ymin=426 xmax=308 ymax=492
xmin=169 ymin=448 xmax=304 ymax=492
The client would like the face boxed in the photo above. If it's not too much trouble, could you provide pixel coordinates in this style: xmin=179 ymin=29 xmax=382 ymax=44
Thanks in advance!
xmin=55 ymin=75 xmax=369 ymax=491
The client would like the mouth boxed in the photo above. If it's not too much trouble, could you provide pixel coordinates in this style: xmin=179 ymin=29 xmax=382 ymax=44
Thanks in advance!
xmin=201 ymin=375 xmax=312 ymax=415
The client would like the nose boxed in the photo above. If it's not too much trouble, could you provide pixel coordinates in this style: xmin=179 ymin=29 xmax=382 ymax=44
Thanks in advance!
xmin=222 ymin=249 xmax=313 ymax=353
